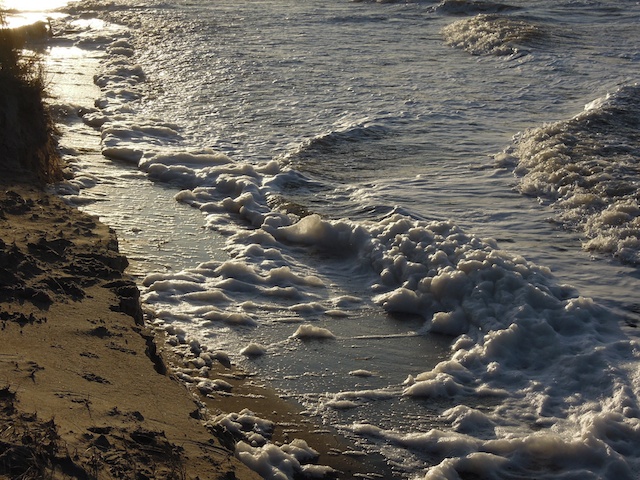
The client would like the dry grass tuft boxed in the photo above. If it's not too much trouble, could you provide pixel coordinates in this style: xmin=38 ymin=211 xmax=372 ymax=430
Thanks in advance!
xmin=0 ymin=386 xmax=91 ymax=479
xmin=0 ymin=9 xmax=62 ymax=184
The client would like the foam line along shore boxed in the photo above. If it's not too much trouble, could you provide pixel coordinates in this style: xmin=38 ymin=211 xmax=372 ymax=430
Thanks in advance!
xmin=61 ymin=1 xmax=411 ymax=478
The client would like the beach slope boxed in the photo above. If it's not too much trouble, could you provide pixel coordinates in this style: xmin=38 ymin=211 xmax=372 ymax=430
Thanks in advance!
xmin=0 ymin=180 xmax=260 ymax=479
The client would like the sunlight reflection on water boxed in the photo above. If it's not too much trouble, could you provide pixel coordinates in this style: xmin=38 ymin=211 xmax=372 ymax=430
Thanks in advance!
xmin=1 ymin=0 xmax=78 ymax=28
xmin=1 ymin=0 xmax=76 ymax=11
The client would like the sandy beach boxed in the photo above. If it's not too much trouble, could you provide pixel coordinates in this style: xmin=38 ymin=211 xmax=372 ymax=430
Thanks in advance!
xmin=0 ymin=178 xmax=264 ymax=479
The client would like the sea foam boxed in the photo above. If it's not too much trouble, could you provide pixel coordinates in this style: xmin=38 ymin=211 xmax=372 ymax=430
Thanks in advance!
xmin=54 ymin=4 xmax=640 ymax=479
xmin=503 ymin=84 xmax=640 ymax=264
xmin=442 ymin=14 xmax=542 ymax=56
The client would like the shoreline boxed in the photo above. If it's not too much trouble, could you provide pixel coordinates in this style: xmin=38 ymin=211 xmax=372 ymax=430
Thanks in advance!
xmin=0 ymin=180 xmax=392 ymax=478
xmin=0 ymin=14 xmax=397 ymax=480
xmin=0 ymin=181 xmax=261 ymax=479
xmin=157 ymin=332 xmax=397 ymax=479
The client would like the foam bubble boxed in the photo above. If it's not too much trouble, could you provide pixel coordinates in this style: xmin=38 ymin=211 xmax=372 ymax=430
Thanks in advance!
xmin=210 ymin=410 xmax=333 ymax=479
xmin=240 ymin=343 xmax=268 ymax=357
xmin=290 ymin=324 xmax=336 ymax=340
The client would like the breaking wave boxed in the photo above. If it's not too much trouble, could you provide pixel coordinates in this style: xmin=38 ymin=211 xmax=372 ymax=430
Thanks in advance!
xmin=499 ymin=84 xmax=640 ymax=264
xmin=442 ymin=14 xmax=543 ymax=56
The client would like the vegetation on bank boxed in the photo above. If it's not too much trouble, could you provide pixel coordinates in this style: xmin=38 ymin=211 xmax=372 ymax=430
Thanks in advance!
xmin=0 ymin=10 xmax=61 ymax=184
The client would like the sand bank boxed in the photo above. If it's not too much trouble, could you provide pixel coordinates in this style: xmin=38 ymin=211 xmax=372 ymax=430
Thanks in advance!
xmin=0 ymin=180 xmax=261 ymax=479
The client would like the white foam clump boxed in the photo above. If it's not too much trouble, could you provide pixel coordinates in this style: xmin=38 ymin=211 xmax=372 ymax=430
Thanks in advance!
xmin=275 ymin=213 xmax=368 ymax=251
xmin=272 ymin=213 xmax=640 ymax=478
xmin=211 ymin=410 xmax=335 ymax=479
xmin=140 ymin=151 xmax=232 ymax=169
xmin=289 ymin=302 xmax=325 ymax=314
xmin=197 ymin=378 xmax=232 ymax=394
xmin=332 ymin=388 xmax=397 ymax=403
xmin=236 ymin=440 xmax=335 ymax=480
xmin=142 ymin=254 xmax=326 ymax=333
xmin=240 ymin=343 xmax=267 ymax=357
xmin=212 ymin=409 xmax=274 ymax=446
xmin=441 ymin=14 xmax=541 ymax=56
xmin=154 ymin=154 xmax=288 ymax=231
xmin=364 ymin=214 xmax=572 ymax=336
xmin=441 ymin=405 xmax=496 ymax=434
xmin=101 ymin=122 xmax=183 ymax=163
xmin=325 ymin=399 xmax=359 ymax=410
xmin=504 ymin=84 xmax=640 ymax=264
xmin=290 ymin=324 xmax=336 ymax=340
xmin=349 ymin=369 xmax=375 ymax=377
xmin=352 ymin=422 xmax=637 ymax=480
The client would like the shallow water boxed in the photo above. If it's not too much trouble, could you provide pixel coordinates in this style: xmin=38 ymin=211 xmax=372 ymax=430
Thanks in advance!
xmin=35 ymin=0 xmax=640 ymax=477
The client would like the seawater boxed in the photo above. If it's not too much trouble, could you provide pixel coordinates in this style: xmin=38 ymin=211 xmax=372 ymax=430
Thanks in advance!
xmin=35 ymin=0 xmax=640 ymax=478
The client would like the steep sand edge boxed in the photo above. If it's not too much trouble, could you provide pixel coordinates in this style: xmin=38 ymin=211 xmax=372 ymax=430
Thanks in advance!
xmin=0 ymin=181 xmax=261 ymax=479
